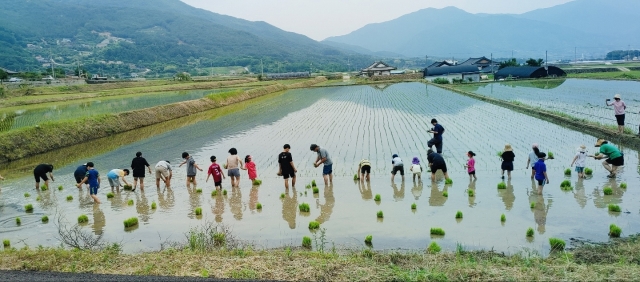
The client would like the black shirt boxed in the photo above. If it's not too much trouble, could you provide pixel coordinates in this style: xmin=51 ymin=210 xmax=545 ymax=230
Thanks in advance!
xmin=501 ymin=151 xmax=515 ymax=162
xmin=131 ymin=157 xmax=150 ymax=173
xmin=427 ymin=153 xmax=445 ymax=166
xmin=278 ymin=152 xmax=293 ymax=171
xmin=34 ymin=164 xmax=53 ymax=174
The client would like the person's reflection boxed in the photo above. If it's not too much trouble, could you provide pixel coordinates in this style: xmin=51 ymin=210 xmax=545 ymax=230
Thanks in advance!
xmin=429 ymin=182 xmax=448 ymax=206
xmin=528 ymin=189 xmax=551 ymax=234
xmin=315 ymin=185 xmax=334 ymax=224
xmin=157 ymin=187 xmax=175 ymax=210
xmin=249 ymin=186 xmax=259 ymax=213
xmin=467 ymin=179 xmax=477 ymax=207
xmin=282 ymin=188 xmax=297 ymax=229
xmin=229 ymin=187 xmax=243 ymax=220
xmin=392 ymin=181 xmax=405 ymax=201
xmin=136 ymin=191 xmax=150 ymax=222
xmin=186 ymin=186 xmax=201 ymax=214
xmin=212 ymin=193 xmax=225 ymax=223
xmin=592 ymin=179 xmax=625 ymax=208
xmin=91 ymin=205 xmax=105 ymax=235
xmin=411 ymin=181 xmax=423 ymax=200
xmin=110 ymin=188 xmax=124 ymax=210
xmin=573 ymin=178 xmax=587 ymax=208
xmin=499 ymin=179 xmax=515 ymax=210
xmin=358 ymin=180 xmax=372 ymax=200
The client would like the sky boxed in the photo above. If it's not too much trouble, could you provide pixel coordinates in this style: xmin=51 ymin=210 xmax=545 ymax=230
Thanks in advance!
xmin=180 ymin=0 xmax=575 ymax=41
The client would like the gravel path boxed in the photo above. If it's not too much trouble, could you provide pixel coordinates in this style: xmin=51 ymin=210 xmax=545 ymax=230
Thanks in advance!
xmin=0 ymin=270 xmax=270 ymax=281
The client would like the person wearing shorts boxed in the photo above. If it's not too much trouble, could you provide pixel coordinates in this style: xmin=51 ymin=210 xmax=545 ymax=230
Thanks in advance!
xmin=427 ymin=149 xmax=450 ymax=182
xmin=410 ymin=157 xmax=422 ymax=182
xmin=357 ymin=159 xmax=371 ymax=181
xmin=107 ymin=168 xmax=130 ymax=190
xmin=155 ymin=160 xmax=172 ymax=189
xmin=33 ymin=164 xmax=54 ymax=190
xmin=279 ymin=144 xmax=297 ymax=189
xmin=206 ymin=156 xmax=225 ymax=190
xmin=74 ymin=163 xmax=88 ymax=189
xmin=225 ymin=148 xmax=243 ymax=187
xmin=311 ymin=144 xmax=333 ymax=186
xmin=391 ymin=154 xmax=404 ymax=182
xmin=427 ymin=119 xmax=445 ymax=154
xmin=593 ymin=138 xmax=624 ymax=178
xmin=77 ymin=162 xmax=100 ymax=204
xmin=180 ymin=152 xmax=203 ymax=188
xmin=131 ymin=151 xmax=151 ymax=191
xmin=533 ymin=152 xmax=549 ymax=194
xmin=605 ymin=94 xmax=626 ymax=134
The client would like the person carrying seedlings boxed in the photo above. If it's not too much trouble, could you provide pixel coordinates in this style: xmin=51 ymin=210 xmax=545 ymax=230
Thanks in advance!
xmin=427 ymin=149 xmax=450 ymax=182
xmin=130 ymin=151 xmax=152 ymax=192
xmin=571 ymin=145 xmax=588 ymax=179
xmin=279 ymin=144 xmax=297 ymax=189
xmin=76 ymin=162 xmax=101 ymax=204
xmin=73 ymin=163 xmax=88 ymax=189
xmin=357 ymin=159 xmax=372 ymax=181
xmin=107 ymin=168 xmax=130 ymax=191
xmin=533 ymin=152 xmax=549 ymax=195
xmin=465 ymin=151 xmax=477 ymax=181
xmin=154 ymin=160 xmax=172 ymax=189
xmin=500 ymin=144 xmax=515 ymax=180
xmin=310 ymin=144 xmax=333 ymax=186
xmin=605 ymin=94 xmax=626 ymax=134
xmin=410 ymin=157 xmax=422 ymax=182
xmin=591 ymin=138 xmax=624 ymax=178
xmin=225 ymin=148 xmax=243 ymax=187
xmin=427 ymin=118 xmax=445 ymax=154
xmin=33 ymin=164 xmax=54 ymax=190
xmin=242 ymin=155 xmax=258 ymax=182
xmin=526 ymin=143 xmax=542 ymax=179
xmin=206 ymin=156 xmax=225 ymax=190
xmin=180 ymin=152 xmax=203 ymax=188
xmin=391 ymin=154 xmax=405 ymax=182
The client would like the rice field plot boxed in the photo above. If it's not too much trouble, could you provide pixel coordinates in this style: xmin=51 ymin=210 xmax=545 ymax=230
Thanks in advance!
xmin=456 ymin=79 xmax=640 ymax=132
xmin=1 ymin=82 xmax=639 ymax=255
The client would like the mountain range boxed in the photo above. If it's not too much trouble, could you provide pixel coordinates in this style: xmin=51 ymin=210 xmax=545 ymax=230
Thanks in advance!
xmin=324 ymin=0 xmax=640 ymax=60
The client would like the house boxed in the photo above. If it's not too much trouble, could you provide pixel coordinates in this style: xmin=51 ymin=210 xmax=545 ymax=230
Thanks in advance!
xmin=0 ymin=67 xmax=19 ymax=75
xmin=458 ymin=56 xmax=497 ymax=68
xmin=423 ymin=65 xmax=490 ymax=83
xmin=360 ymin=61 xmax=396 ymax=77
xmin=427 ymin=60 xmax=455 ymax=68
xmin=494 ymin=66 xmax=567 ymax=80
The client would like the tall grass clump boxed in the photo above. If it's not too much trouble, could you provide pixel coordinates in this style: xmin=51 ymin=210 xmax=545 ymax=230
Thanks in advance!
xmin=353 ymin=174 xmax=359 ymax=180
xmin=252 ymin=179 xmax=262 ymax=185
xmin=123 ymin=185 xmax=133 ymax=190
xmin=547 ymin=152 xmax=555 ymax=159
xmin=526 ymin=227 xmax=535 ymax=237
xmin=530 ymin=202 xmax=536 ymax=209
xmin=501 ymin=214 xmax=506 ymax=222
xmin=427 ymin=241 xmax=441 ymax=253
xmin=497 ymin=182 xmax=506 ymax=189
xmin=195 ymin=207 xmax=202 ymax=215
xmin=609 ymin=224 xmax=622 ymax=237
xmin=41 ymin=215 xmax=49 ymax=223
xmin=151 ymin=201 xmax=157 ymax=209
xmin=77 ymin=214 xmax=89 ymax=224
xmin=311 ymin=180 xmax=317 ymax=187
xmin=430 ymin=227 xmax=445 ymax=236
xmin=608 ymin=204 xmax=621 ymax=212
xmin=455 ymin=211 xmax=463 ymax=219
xmin=442 ymin=191 xmax=448 ymax=197
xmin=196 ymin=188 xmax=203 ymax=193
xmin=280 ymin=193 xmax=285 ymax=199
xmin=445 ymin=178 xmax=453 ymax=185
xmin=308 ymin=221 xmax=320 ymax=230
xmin=549 ymin=237 xmax=565 ymax=251
xmin=603 ymin=186 xmax=613 ymax=195
xmin=211 ymin=190 xmax=218 ymax=196
xmin=223 ymin=189 xmax=228 ymax=195
xmin=564 ymin=168 xmax=571 ymax=176
xmin=585 ymin=168 xmax=593 ymax=175
xmin=106 ymin=192 xmax=114 ymax=198
xmin=299 ymin=203 xmax=310 ymax=212
xmin=377 ymin=211 xmax=384 ymax=218
xmin=302 ymin=236 xmax=312 ymax=249
xmin=24 ymin=204 xmax=33 ymax=212
xmin=620 ymin=182 xmax=627 ymax=189
xmin=374 ymin=194 xmax=381 ymax=201
xmin=364 ymin=235 xmax=372 ymax=245
xmin=123 ymin=217 xmax=138 ymax=228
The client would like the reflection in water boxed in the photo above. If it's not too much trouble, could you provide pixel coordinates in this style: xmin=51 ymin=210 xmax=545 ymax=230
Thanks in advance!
xmin=229 ymin=188 xmax=243 ymax=221
xmin=136 ymin=191 xmax=150 ymax=222
xmin=109 ymin=189 xmax=125 ymax=210
xmin=358 ymin=180 xmax=372 ymax=200
xmin=573 ymin=179 xmax=587 ymax=208
xmin=411 ymin=181 xmax=423 ymax=200
xmin=429 ymin=183 xmax=448 ymax=206
xmin=499 ymin=180 xmax=515 ymax=210
xmin=282 ymin=189 xmax=297 ymax=229
xmin=249 ymin=187 xmax=259 ymax=213
xmin=187 ymin=187 xmax=202 ymax=217
xmin=592 ymin=179 xmax=625 ymax=208
xmin=315 ymin=185 xmax=334 ymax=224
xmin=36 ymin=190 xmax=55 ymax=210
xmin=91 ymin=205 xmax=105 ymax=235
xmin=392 ymin=182 xmax=405 ymax=201
xmin=157 ymin=188 xmax=175 ymax=210
xmin=528 ymin=189 xmax=551 ymax=234
xmin=212 ymin=194 xmax=225 ymax=223
xmin=467 ymin=180 xmax=476 ymax=207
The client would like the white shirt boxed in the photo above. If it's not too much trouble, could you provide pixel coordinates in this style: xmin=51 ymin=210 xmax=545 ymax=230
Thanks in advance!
xmin=574 ymin=151 xmax=587 ymax=167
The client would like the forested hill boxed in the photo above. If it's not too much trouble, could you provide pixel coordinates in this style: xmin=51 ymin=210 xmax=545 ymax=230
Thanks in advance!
xmin=0 ymin=0 xmax=371 ymax=75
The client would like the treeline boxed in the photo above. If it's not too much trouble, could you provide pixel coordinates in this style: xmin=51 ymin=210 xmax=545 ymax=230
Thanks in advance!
xmin=606 ymin=50 xmax=640 ymax=60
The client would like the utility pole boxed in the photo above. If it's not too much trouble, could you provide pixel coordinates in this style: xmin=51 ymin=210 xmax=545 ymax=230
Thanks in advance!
xmin=545 ymin=50 xmax=548 ymax=76
xmin=628 ymin=45 xmax=631 ymax=61
xmin=574 ymin=47 xmax=577 ymax=63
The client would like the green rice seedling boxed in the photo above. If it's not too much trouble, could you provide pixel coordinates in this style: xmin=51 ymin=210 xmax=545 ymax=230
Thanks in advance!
xmin=585 ymin=168 xmax=593 ymax=175
xmin=364 ymin=235 xmax=373 ymax=245
xmin=195 ymin=207 xmax=202 ymax=215
xmin=430 ymin=228 xmax=445 ymax=236
xmin=15 ymin=217 xmax=21 ymax=225
xmin=256 ymin=203 xmax=262 ymax=209
xmin=468 ymin=189 xmax=474 ymax=197
xmin=427 ymin=241 xmax=441 ymax=254
xmin=58 ymin=185 xmax=63 ymax=191
xmin=302 ymin=236 xmax=312 ymax=248
xmin=41 ymin=215 xmax=49 ymax=223
xmin=201 ymin=269 xmax=209 ymax=278
xmin=608 ymin=204 xmax=621 ymax=212
xmin=106 ymin=192 xmax=114 ymax=198
xmin=299 ymin=203 xmax=310 ymax=212
xmin=66 ymin=195 xmax=73 ymax=201
xmin=196 ymin=188 xmax=202 ymax=193
xmin=496 ymin=151 xmax=503 ymax=157
xmin=127 ymin=199 xmax=134 ymax=205
xmin=497 ymin=182 xmax=506 ymax=189
xmin=442 ymin=191 xmax=448 ymax=197
xmin=305 ymin=184 xmax=311 ymax=189
xmin=3 ymin=240 xmax=9 ymax=247
xmin=353 ymin=174 xmax=358 ymax=180
xmin=377 ymin=210 xmax=384 ymax=218
xmin=312 ymin=187 xmax=319 ymax=194
xmin=24 ymin=193 xmax=30 ymax=198
xmin=123 ymin=217 xmax=138 ymax=228
xmin=252 ymin=179 xmax=262 ymax=185
xmin=603 ymin=186 xmax=613 ymax=195
xmin=40 ymin=184 xmax=48 ymax=191
xmin=445 ymin=178 xmax=453 ymax=185
xmin=547 ymin=152 xmax=555 ymax=159
xmin=36 ymin=196 xmax=41 ymax=201
xmin=549 ymin=237 xmax=565 ymax=251
xmin=77 ymin=214 xmax=89 ymax=224
xmin=211 ymin=190 xmax=218 ymax=196
xmin=564 ymin=168 xmax=571 ymax=176
xmin=24 ymin=204 xmax=33 ymax=212
xmin=560 ymin=180 xmax=571 ymax=188
xmin=308 ymin=221 xmax=320 ymax=230
xmin=311 ymin=180 xmax=317 ymax=187
xmin=455 ymin=211 xmax=463 ymax=219
xmin=374 ymin=194 xmax=381 ymax=201
xmin=501 ymin=214 xmax=506 ymax=222
xmin=526 ymin=227 xmax=535 ymax=237
xmin=280 ymin=193 xmax=285 ymax=199
xmin=609 ymin=224 xmax=622 ymax=237
xmin=411 ymin=203 xmax=417 ymax=210
xmin=620 ymin=182 xmax=627 ymax=189
xmin=123 ymin=185 xmax=133 ymax=190
xmin=530 ymin=202 xmax=536 ymax=208
xmin=151 ymin=201 xmax=157 ymax=209
xmin=223 ymin=189 xmax=227 ymax=195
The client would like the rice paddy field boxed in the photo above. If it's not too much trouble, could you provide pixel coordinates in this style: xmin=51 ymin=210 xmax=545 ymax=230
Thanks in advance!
xmin=456 ymin=79 xmax=640 ymax=132
xmin=1 ymin=82 xmax=639 ymax=256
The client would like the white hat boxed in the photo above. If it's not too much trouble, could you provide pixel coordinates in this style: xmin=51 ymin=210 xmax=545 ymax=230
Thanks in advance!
xmin=578 ymin=145 xmax=586 ymax=152
xmin=614 ymin=94 xmax=621 ymax=99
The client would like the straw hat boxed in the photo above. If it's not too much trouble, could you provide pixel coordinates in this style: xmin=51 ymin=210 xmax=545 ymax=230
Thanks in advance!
xmin=614 ymin=94 xmax=621 ymax=99
xmin=578 ymin=145 xmax=586 ymax=152
xmin=595 ymin=138 xmax=606 ymax=147
xmin=504 ymin=144 xmax=513 ymax=152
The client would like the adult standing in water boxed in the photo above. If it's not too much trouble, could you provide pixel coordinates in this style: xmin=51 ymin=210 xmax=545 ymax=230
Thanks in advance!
xmin=74 ymin=163 xmax=88 ymax=189
xmin=311 ymin=144 xmax=333 ymax=186
xmin=226 ymin=148 xmax=243 ymax=187
xmin=427 ymin=118 xmax=445 ymax=154
xmin=592 ymin=138 xmax=624 ymax=178
xmin=33 ymin=164 xmax=54 ymax=190
xmin=526 ymin=144 xmax=541 ymax=179
xmin=154 ymin=160 xmax=172 ymax=189
xmin=278 ymin=144 xmax=297 ymax=190
xmin=131 ymin=151 xmax=152 ymax=191
xmin=605 ymin=94 xmax=626 ymax=134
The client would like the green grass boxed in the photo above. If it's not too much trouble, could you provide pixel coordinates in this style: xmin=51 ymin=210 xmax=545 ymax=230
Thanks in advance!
xmin=223 ymin=189 xmax=227 ymax=196
xmin=41 ymin=215 xmax=49 ymax=223
xmin=24 ymin=193 xmax=30 ymax=197
xmin=298 ymin=203 xmax=310 ymax=212
xmin=252 ymin=179 xmax=262 ymax=185
xmin=211 ymin=190 xmax=218 ymax=196
xmin=620 ymin=182 xmax=627 ymax=189
xmin=564 ymin=168 xmax=571 ymax=176
xmin=302 ymin=236 xmax=312 ymax=249
xmin=123 ymin=217 xmax=138 ymax=228
xmin=15 ymin=217 xmax=20 ymax=225
xmin=455 ymin=211 xmax=463 ymax=219
xmin=430 ymin=228 xmax=445 ymax=236
xmin=106 ymin=192 xmax=115 ymax=198
xmin=603 ymin=187 xmax=613 ymax=195
xmin=127 ymin=199 xmax=134 ymax=205
xmin=497 ymin=182 xmax=506 ymax=189
xmin=40 ymin=185 xmax=48 ymax=191
xmin=24 ymin=204 xmax=33 ymax=212
xmin=377 ymin=211 xmax=384 ymax=218
xmin=609 ymin=224 xmax=622 ymax=238
xmin=526 ymin=227 xmax=535 ymax=237
xmin=585 ymin=168 xmax=593 ymax=175
xmin=501 ymin=214 xmax=506 ymax=222
xmin=374 ymin=194 xmax=381 ymax=201
xmin=196 ymin=188 xmax=202 ymax=193
xmin=364 ymin=235 xmax=373 ymax=244
xmin=569 ymin=70 xmax=640 ymax=80
xmin=312 ymin=187 xmax=319 ymax=194
xmin=151 ymin=201 xmax=157 ymax=209
xmin=256 ymin=203 xmax=262 ymax=210
xmin=280 ymin=193 xmax=285 ymax=199
xmin=195 ymin=207 xmax=202 ymax=215
xmin=427 ymin=241 xmax=441 ymax=253
xmin=411 ymin=203 xmax=417 ymax=210
xmin=77 ymin=214 xmax=89 ymax=224
xmin=308 ymin=221 xmax=320 ymax=230
xmin=66 ymin=195 xmax=73 ymax=201
xmin=445 ymin=178 xmax=453 ymax=185
xmin=442 ymin=191 xmax=448 ymax=197
xmin=2 ymin=239 xmax=9 ymax=247
xmin=608 ymin=204 xmax=621 ymax=212
xmin=58 ymin=185 xmax=63 ymax=191
xmin=549 ymin=237 xmax=566 ymax=251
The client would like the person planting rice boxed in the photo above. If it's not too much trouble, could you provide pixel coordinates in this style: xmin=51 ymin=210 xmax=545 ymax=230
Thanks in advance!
xmin=242 ymin=155 xmax=258 ymax=182
xmin=500 ymin=144 xmax=515 ymax=180
xmin=591 ymin=138 xmax=624 ymax=178
xmin=391 ymin=154 xmax=405 ymax=182
xmin=310 ymin=144 xmax=333 ymax=186
xmin=279 ymin=144 xmax=297 ymax=189
xmin=526 ymin=143 xmax=542 ymax=179
xmin=533 ymin=152 xmax=549 ymax=195
xmin=130 ymin=151 xmax=152 ymax=192
xmin=465 ymin=151 xmax=477 ymax=181
xmin=427 ymin=118 xmax=445 ymax=154
xmin=410 ymin=157 xmax=421 ymax=182
xmin=180 ymin=152 xmax=203 ymax=188
xmin=33 ymin=164 xmax=54 ymax=190
xmin=427 ymin=149 xmax=450 ymax=182
xmin=76 ymin=162 xmax=101 ymax=204
xmin=154 ymin=160 xmax=172 ymax=189
xmin=106 ymin=168 xmax=130 ymax=191
xmin=225 ymin=148 xmax=243 ymax=187
xmin=571 ymin=145 xmax=588 ymax=179
xmin=73 ymin=163 xmax=88 ymax=189
xmin=206 ymin=156 xmax=225 ymax=190
xmin=605 ymin=94 xmax=626 ymax=135
xmin=357 ymin=158 xmax=371 ymax=181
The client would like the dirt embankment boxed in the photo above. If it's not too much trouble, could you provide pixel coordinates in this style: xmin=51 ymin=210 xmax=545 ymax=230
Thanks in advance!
xmin=0 ymin=77 xmax=327 ymax=163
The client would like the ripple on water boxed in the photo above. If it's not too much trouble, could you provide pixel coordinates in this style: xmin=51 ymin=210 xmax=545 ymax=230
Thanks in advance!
xmin=0 ymin=213 xmax=45 ymax=233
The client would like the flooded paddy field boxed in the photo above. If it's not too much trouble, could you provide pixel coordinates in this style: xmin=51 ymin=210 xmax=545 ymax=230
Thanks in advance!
xmin=1 ymin=82 xmax=639 ymax=255
xmin=456 ymin=79 xmax=640 ymax=132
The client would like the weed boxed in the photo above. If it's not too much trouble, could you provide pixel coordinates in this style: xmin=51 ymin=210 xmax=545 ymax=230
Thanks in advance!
xmin=201 ymin=269 xmax=209 ymax=278
xmin=123 ymin=185 xmax=133 ymax=190
xmin=195 ymin=207 xmax=202 ymax=215
xmin=526 ymin=227 xmax=535 ymax=237
xmin=256 ymin=203 xmax=262 ymax=209
xmin=609 ymin=224 xmax=622 ymax=237
xmin=127 ymin=199 xmax=134 ymax=205
xmin=41 ymin=184 xmax=48 ymax=191
xmin=427 ymin=241 xmax=441 ymax=253
xmin=58 ymin=185 xmax=63 ymax=191
xmin=620 ymin=182 xmax=627 ymax=189
xmin=24 ymin=193 xmax=30 ymax=197
xmin=151 ymin=201 xmax=157 ymax=209
xmin=123 ymin=217 xmax=138 ymax=228
xmin=16 ymin=217 xmax=20 ymax=225
xmin=608 ymin=204 xmax=621 ymax=212
xmin=467 ymin=189 xmax=474 ymax=197
xmin=549 ymin=237 xmax=565 ymax=251
xmin=66 ymin=195 xmax=73 ymax=201
xmin=603 ymin=186 xmax=613 ymax=195
xmin=442 ymin=191 xmax=448 ymax=197
xmin=280 ymin=193 xmax=285 ymax=199
xmin=299 ymin=203 xmax=310 ymax=212
xmin=564 ymin=168 xmax=571 ymax=176
xmin=547 ymin=152 xmax=555 ymax=159
xmin=313 ymin=187 xmax=319 ymax=194
xmin=455 ymin=211 xmax=463 ymax=219
xmin=106 ymin=192 xmax=114 ymax=198
xmin=308 ymin=221 xmax=320 ymax=230
xmin=2 ymin=240 xmax=9 ymax=247
xmin=196 ymin=188 xmax=202 ymax=193
xmin=364 ymin=235 xmax=373 ymax=244
xmin=374 ymin=194 xmax=381 ymax=201
xmin=430 ymin=228 xmax=445 ymax=236
xmin=530 ymin=202 xmax=536 ymax=208
xmin=211 ymin=190 xmax=217 ymax=196
xmin=312 ymin=228 xmax=328 ymax=253
xmin=377 ymin=210 xmax=384 ymax=218
xmin=585 ymin=168 xmax=593 ymax=175
xmin=252 ymin=179 xmax=262 ymax=185
xmin=501 ymin=214 xmax=506 ymax=222
xmin=78 ymin=214 xmax=89 ymax=224
xmin=302 ymin=236 xmax=312 ymax=248
xmin=311 ymin=180 xmax=317 ymax=187
xmin=497 ymin=182 xmax=506 ymax=189
xmin=445 ymin=178 xmax=453 ymax=185
xmin=213 ymin=232 xmax=226 ymax=246
xmin=24 ymin=204 xmax=33 ymax=212
xmin=223 ymin=189 xmax=228 ymax=195
xmin=41 ymin=215 xmax=49 ymax=223
xmin=411 ymin=203 xmax=417 ymax=210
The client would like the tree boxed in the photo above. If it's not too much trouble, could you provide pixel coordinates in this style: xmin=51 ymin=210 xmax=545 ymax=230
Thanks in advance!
xmin=499 ymin=58 xmax=519 ymax=70
xmin=525 ymin=58 xmax=544 ymax=67
xmin=0 ymin=69 xmax=7 ymax=84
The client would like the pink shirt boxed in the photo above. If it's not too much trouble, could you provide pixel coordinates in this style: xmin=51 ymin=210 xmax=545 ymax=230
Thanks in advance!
xmin=245 ymin=161 xmax=257 ymax=180
xmin=467 ymin=158 xmax=475 ymax=173
xmin=610 ymin=100 xmax=626 ymax=115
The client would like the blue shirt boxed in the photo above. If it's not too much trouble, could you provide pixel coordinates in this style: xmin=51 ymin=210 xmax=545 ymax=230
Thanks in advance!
xmin=533 ymin=159 xmax=546 ymax=180
xmin=85 ymin=169 xmax=100 ymax=187
xmin=433 ymin=124 xmax=444 ymax=141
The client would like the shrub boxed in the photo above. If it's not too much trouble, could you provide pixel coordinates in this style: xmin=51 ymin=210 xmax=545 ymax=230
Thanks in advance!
xmin=377 ymin=210 xmax=384 ymax=218
xmin=299 ymin=203 xmax=310 ymax=212
xmin=302 ymin=236 xmax=312 ymax=248
xmin=312 ymin=187 xmax=319 ymax=194
xmin=3 ymin=240 xmax=9 ymax=247
xmin=24 ymin=193 xmax=30 ymax=198
xmin=151 ymin=201 xmax=157 ymax=209
xmin=585 ymin=168 xmax=593 ymax=175
xmin=256 ymin=203 xmax=262 ymax=209
xmin=620 ymin=182 xmax=627 ymax=189
xmin=123 ymin=217 xmax=138 ymax=228
xmin=411 ymin=203 xmax=417 ymax=210
xmin=374 ymin=194 xmax=381 ymax=201
xmin=78 ymin=214 xmax=89 ymax=223
xmin=127 ymin=199 xmax=134 ymax=205
xmin=41 ymin=185 xmax=48 ymax=191
xmin=430 ymin=228 xmax=445 ymax=236
xmin=608 ymin=204 xmax=621 ymax=212
xmin=468 ymin=189 xmax=474 ymax=197
xmin=603 ymin=187 xmax=613 ymax=195
xmin=609 ymin=224 xmax=622 ymax=237
xmin=211 ymin=190 xmax=218 ymax=196
xmin=364 ymin=235 xmax=372 ymax=244
xmin=497 ymin=182 xmax=506 ymax=189
xmin=252 ymin=179 xmax=262 ymax=185
xmin=445 ymin=178 xmax=453 ymax=185
xmin=24 ymin=204 xmax=33 ymax=212
xmin=196 ymin=188 xmax=202 ymax=193
xmin=58 ymin=185 xmax=63 ymax=191
xmin=308 ymin=221 xmax=320 ymax=230
xmin=123 ymin=185 xmax=133 ymax=190
xmin=442 ymin=191 xmax=448 ymax=197
xmin=427 ymin=241 xmax=441 ymax=253
xmin=549 ymin=237 xmax=565 ymax=251
xmin=526 ymin=227 xmax=534 ymax=237
xmin=501 ymin=214 xmax=506 ymax=222
xmin=432 ymin=78 xmax=450 ymax=84
xmin=195 ymin=207 xmax=202 ymax=215
xmin=41 ymin=215 xmax=49 ymax=223
xmin=455 ymin=211 xmax=463 ymax=219
xmin=564 ymin=168 xmax=571 ymax=176
xmin=66 ymin=195 xmax=73 ymax=201
xmin=106 ymin=192 xmax=115 ymax=198
xmin=223 ymin=189 xmax=228 ymax=195
xmin=16 ymin=217 xmax=20 ymax=225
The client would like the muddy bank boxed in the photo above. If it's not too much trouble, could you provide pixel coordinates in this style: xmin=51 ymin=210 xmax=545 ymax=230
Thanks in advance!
xmin=0 ymin=77 xmax=326 ymax=163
